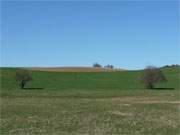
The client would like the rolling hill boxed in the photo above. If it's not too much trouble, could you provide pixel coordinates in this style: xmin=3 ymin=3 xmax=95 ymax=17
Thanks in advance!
xmin=1 ymin=66 xmax=179 ymax=96
xmin=0 ymin=66 xmax=179 ymax=135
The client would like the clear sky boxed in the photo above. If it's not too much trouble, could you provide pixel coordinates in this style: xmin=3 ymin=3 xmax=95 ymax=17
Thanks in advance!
xmin=1 ymin=1 xmax=179 ymax=70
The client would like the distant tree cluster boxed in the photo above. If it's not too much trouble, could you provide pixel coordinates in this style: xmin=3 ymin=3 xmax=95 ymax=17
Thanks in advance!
xmin=104 ymin=64 xmax=114 ymax=69
xmin=15 ymin=69 xmax=33 ymax=89
xmin=93 ymin=63 xmax=102 ymax=68
xmin=163 ymin=64 xmax=180 ymax=68
xmin=93 ymin=63 xmax=114 ymax=69
xmin=139 ymin=66 xmax=167 ymax=89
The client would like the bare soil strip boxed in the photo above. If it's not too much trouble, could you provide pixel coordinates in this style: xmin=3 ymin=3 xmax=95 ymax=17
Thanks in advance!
xmin=98 ymin=97 xmax=180 ymax=104
xmin=25 ymin=67 xmax=125 ymax=72
xmin=136 ymin=101 xmax=180 ymax=104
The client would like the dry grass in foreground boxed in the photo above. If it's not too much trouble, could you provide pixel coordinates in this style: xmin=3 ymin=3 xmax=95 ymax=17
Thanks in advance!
xmin=1 ymin=90 xmax=179 ymax=135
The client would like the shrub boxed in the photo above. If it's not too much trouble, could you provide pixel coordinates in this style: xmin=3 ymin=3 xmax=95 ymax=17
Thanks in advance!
xmin=139 ymin=66 xmax=167 ymax=89
xmin=15 ymin=69 xmax=33 ymax=89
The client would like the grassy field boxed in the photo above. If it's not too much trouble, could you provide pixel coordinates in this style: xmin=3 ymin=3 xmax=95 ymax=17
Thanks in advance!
xmin=0 ymin=67 xmax=180 ymax=135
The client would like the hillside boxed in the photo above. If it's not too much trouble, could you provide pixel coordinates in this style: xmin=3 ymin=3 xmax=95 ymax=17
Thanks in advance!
xmin=1 ymin=67 xmax=179 ymax=135
xmin=1 ymin=66 xmax=179 ymax=97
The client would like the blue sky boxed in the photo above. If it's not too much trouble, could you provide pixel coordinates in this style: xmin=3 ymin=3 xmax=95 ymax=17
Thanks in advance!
xmin=1 ymin=1 xmax=179 ymax=70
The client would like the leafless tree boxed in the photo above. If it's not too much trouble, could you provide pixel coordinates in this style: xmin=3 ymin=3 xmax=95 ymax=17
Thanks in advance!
xmin=15 ymin=69 xmax=33 ymax=89
xmin=140 ymin=66 xmax=167 ymax=89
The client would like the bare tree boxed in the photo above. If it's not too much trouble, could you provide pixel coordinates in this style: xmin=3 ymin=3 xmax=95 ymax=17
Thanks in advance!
xmin=15 ymin=69 xmax=33 ymax=89
xmin=140 ymin=66 xmax=167 ymax=89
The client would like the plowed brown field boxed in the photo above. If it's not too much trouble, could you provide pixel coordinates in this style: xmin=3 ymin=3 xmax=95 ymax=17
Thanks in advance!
xmin=26 ymin=67 xmax=125 ymax=72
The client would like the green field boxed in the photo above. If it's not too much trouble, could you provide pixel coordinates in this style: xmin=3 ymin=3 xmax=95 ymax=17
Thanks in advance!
xmin=0 ymin=67 xmax=180 ymax=135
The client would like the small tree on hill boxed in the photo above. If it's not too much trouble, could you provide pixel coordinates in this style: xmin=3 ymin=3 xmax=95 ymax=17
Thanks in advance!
xmin=140 ymin=66 xmax=167 ymax=89
xmin=105 ymin=64 xmax=114 ymax=69
xmin=15 ymin=69 xmax=33 ymax=89
xmin=93 ymin=63 xmax=102 ymax=68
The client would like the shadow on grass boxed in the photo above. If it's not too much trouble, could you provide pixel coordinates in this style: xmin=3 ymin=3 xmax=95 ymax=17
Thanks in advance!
xmin=23 ymin=87 xmax=44 ymax=90
xmin=152 ymin=88 xmax=175 ymax=90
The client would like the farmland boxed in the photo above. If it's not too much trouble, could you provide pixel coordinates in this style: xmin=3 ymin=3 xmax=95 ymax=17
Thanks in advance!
xmin=26 ymin=67 xmax=125 ymax=72
xmin=0 ymin=67 xmax=180 ymax=135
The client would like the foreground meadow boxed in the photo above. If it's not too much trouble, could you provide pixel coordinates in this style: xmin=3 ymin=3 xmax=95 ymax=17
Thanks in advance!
xmin=0 ymin=67 xmax=179 ymax=135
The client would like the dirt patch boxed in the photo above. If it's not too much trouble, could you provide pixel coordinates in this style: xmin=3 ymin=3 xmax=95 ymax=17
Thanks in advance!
xmin=25 ymin=67 xmax=125 ymax=72
xmin=137 ymin=101 xmax=180 ymax=104
xmin=110 ymin=111 xmax=133 ymax=116
xmin=98 ymin=97 xmax=180 ymax=104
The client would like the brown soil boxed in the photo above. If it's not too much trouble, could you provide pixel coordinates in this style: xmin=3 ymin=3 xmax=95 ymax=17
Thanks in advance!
xmin=25 ymin=67 xmax=125 ymax=72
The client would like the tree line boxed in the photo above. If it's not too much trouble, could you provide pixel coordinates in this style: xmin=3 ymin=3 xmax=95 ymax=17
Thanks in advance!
xmin=93 ymin=63 xmax=114 ymax=69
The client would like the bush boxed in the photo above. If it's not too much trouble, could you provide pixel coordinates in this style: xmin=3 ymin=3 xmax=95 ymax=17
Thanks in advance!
xmin=139 ymin=66 xmax=167 ymax=89
xmin=15 ymin=69 xmax=33 ymax=89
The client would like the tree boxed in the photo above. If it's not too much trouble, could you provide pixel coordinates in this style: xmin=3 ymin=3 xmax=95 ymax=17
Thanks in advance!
xmin=93 ymin=63 xmax=102 ymax=68
xmin=140 ymin=66 xmax=167 ymax=89
xmin=104 ymin=64 xmax=114 ymax=69
xmin=15 ymin=69 xmax=33 ymax=89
